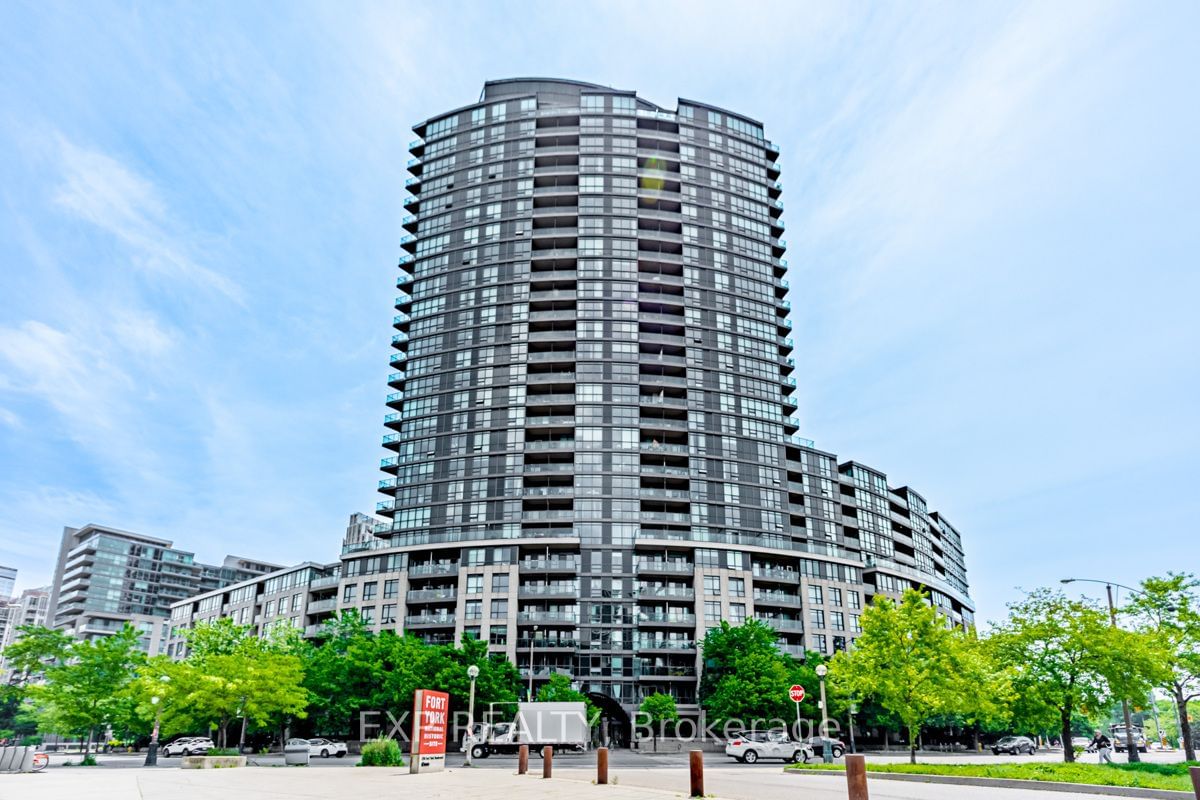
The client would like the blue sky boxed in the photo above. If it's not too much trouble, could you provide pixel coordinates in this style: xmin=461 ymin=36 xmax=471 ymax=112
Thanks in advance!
xmin=0 ymin=1 xmax=1196 ymax=624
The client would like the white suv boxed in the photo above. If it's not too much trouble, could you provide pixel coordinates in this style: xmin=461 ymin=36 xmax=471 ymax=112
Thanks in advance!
xmin=725 ymin=730 xmax=813 ymax=763
xmin=161 ymin=737 xmax=215 ymax=757
xmin=307 ymin=738 xmax=348 ymax=758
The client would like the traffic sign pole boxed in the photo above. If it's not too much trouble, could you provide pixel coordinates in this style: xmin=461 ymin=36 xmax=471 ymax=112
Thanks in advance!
xmin=788 ymin=685 xmax=806 ymax=740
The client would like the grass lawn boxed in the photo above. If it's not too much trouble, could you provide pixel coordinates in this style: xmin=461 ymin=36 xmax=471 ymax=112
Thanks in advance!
xmin=787 ymin=760 xmax=1200 ymax=792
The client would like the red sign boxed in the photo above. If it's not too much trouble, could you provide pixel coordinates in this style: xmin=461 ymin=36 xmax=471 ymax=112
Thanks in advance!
xmin=789 ymin=684 xmax=806 ymax=703
xmin=410 ymin=689 xmax=450 ymax=773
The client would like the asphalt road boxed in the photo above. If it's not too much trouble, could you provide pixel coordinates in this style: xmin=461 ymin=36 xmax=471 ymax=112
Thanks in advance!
xmin=51 ymin=745 xmax=1188 ymax=771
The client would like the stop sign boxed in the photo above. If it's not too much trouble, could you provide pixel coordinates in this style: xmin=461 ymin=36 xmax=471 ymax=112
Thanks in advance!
xmin=789 ymin=684 xmax=806 ymax=702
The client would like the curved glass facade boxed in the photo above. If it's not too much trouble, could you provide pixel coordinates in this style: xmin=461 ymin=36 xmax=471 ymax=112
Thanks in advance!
xmin=367 ymin=78 xmax=972 ymax=715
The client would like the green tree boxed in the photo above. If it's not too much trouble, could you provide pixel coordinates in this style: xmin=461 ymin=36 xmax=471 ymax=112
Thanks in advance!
xmin=303 ymin=614 xmax=392 ymax=736
xmin=176 ymin=619 xmax=309 ymax=749
xmin=638 ymin=693 xmax=678 ymax=752
xmin=536 ymin=673 xmax=598 ymax=725
xmin=699 ymin=619 xmax=807 ymax=731
xmin=829 ymin=590 xmax=966 ymax=764
xmin=1125 ymin=573 xmax=1200 ymax=761
xmin=17 ymin=625 xmax=145 ymax=757
xmin=989 ymin=588 xmax=1168 ymax=763
xmin=426 ymin=635 xmax=522 ymax=722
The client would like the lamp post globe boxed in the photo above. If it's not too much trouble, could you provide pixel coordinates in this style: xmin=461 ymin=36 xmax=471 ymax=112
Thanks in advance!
xmin=144 ymin=675 xmax=171 ymax=767
xmin=814 ymin=664 xmax=831 ymax=763
xmin=465 ymin=664 xmax=480 ymax=766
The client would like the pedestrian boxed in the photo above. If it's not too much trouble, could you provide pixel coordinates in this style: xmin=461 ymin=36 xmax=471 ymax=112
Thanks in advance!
xmin=1089 ymin=730 xmax=1113 ymax=764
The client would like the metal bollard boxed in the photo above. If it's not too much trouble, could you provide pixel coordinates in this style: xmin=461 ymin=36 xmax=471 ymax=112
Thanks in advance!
xmin=846 ymin=754 xmax=869 ymax=800
xmin=518 ymin=744 xmax=529 ymax=775
xmin=543 ymin=746 xmax=553 ymax=778
xmin=598 ymin=746 xmax=608 ymax=784
xmin=689 ymin=749 xmax=704 ymax=797
xmin=1189 ymin=766 xmax=1199 ymax=800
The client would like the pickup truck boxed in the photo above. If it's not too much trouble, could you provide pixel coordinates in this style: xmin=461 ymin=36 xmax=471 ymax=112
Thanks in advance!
xmin=462 ymin=702 xmax=589 ymax=758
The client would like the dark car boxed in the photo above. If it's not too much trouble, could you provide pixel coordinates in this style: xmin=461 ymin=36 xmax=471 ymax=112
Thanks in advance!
xmin=992 ymin=736 xmax=1036 ymax=755
xmin=803 ymin=736 xmax=846 ymax=759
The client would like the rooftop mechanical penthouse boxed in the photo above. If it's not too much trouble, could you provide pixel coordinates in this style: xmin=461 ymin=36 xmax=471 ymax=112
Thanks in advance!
xmin=368 ymin=78 xmax=971 ymax=727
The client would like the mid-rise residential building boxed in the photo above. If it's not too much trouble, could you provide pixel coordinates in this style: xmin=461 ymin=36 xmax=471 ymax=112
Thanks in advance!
xmin=45 ymin=524 xmax=279 ymax=654
xmin=0 ymin=586 xmax=51 ymax=680
xmin=0 ymin=565 xmax=15 ymax=600
xmin=166 ymin=561 xmax=340 ymax=659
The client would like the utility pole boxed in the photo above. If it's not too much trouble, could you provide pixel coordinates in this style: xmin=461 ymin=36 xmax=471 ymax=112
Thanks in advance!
xmin=1105 ymin=583 xmax=1141 ymax=763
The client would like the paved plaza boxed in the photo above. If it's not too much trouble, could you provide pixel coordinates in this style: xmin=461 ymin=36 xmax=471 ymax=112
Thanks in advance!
xmin=0 ymin=753 xmax=1178 ymax=800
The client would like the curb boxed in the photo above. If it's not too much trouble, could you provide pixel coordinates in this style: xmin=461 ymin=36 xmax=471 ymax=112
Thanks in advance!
xmin=786 ymin=768 xmax=1193 ymax=799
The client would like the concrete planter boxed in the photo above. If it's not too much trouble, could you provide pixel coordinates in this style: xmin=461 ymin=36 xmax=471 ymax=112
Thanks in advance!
xmin=181 ymin=755 xmax=247 ymax=769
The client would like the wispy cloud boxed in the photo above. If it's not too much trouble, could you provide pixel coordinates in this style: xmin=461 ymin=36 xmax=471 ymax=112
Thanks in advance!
xmin=52 ymin=135 xmax=245 ymax=304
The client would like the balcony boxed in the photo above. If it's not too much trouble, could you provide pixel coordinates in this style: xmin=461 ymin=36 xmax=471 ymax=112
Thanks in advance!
xmin=636 ymin=559 xmax=694 ymax=575
xmin=635 ymin=665 xmax=697 ymax=678
xmin=635 ymin=638 xmax=696 ymax=651
xmin=516 ymin=637 xmax=579 ymax=650
xmin=523 ymin=485 xmax=574 ymax=497
xmin=753 ymin=590 xmax=801 ymax=607
xmin=776 ymin=643 xmax=807 ymax=658
xmin=639 ymin=487 xmax=691 ymax=501
xmin=518 ymin=584 xmax=579 ymax=598
xmin=639 ymin=441 xmax=689 ymax=455
xmin=636 ymin=611 xmax=696 ymax=626
xmin=407 ymin=588 xmax=457 ymax=603
xmin=639 ymin=463 xmax=690 ymax=478
xmin=523 ymin=461 xmax=575 ymax=475
xmin=520 ymin=557 xmax=581 ymax=572
xmin=758 ymin=616 xmax=805 ymax=633
xmin=637 ymin=586 xmax=694 ymax=600
xmin=518 ymin=610 xmax=578 ymax=624
xmin=522 ymin=509 xmax=575 ymax=521
xmin=408 ymin=562 xmax=458 ymax=578
xmin=640 ymin=511 xmax=690 ymax=523
xmin=405 ymin=613 xmax=455 ymax=627
xmin=524 ymin=439 xmax=576 ymax=452
xmin=307 ymin=598 xmax=338 ymax=614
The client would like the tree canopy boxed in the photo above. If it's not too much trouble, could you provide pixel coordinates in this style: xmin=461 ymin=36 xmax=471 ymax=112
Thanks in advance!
xmin=988 ymin=588 xmax=1168 ymax=762
xmin=1125 ymin=572 xmax=1200 ymax=760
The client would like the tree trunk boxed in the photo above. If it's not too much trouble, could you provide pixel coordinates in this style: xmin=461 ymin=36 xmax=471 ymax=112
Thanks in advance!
xmin=972 ymin=723 xmax=980 ymax=753
xmin=1177 ymin=689 xmax=1196 ymax=762
xmin=1060 ymin=708 xmax=1074 ymax=764
xmin=85 ymin=726 xmax=94 ymax=759
xmin=238 ymin=715 xmax=248 ymax=754
xmin=908 ymin=725 xmax=917 ymax=764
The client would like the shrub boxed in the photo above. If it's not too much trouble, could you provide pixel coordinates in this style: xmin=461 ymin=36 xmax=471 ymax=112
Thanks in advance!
xmin=357 ymin=736 xmax=404 ymax=767
xmin=207 ymin=748 xmax=241 ymax=756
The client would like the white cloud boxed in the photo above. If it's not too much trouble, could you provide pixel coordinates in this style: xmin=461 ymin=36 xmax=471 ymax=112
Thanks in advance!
xmin=52 ymin=135 xmax=245 ymax=304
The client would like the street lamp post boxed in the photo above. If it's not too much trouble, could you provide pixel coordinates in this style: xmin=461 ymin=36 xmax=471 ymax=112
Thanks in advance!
xmin=848 ymin=703 xmax=857 ymax=755
xmin=1061 ymin=578 xmax=1142 ymax=763
xmin=143 ymin=675 xmax=171 ymax=767
xmin=815 ymin=664 xmax=831 ymax=764
xmin=465 ymin=664 xmax=480 ymax=767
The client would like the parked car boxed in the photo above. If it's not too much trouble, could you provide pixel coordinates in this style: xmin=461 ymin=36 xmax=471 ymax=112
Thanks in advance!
xmin=803 ymin=736 xmax=846 ymax=759
xmin=306 ymin=738 xmax=348 ymax=758
xmin=991 ymin=736 xmax=1036 ymax=755
xmin=725 ymin=730 xmax=813 ymax=763
xmin=161 ymin=737 xmax=215 ymax=757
